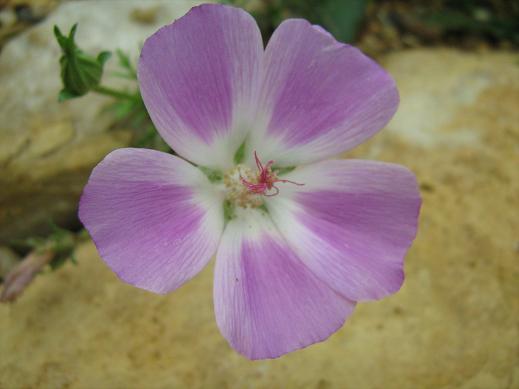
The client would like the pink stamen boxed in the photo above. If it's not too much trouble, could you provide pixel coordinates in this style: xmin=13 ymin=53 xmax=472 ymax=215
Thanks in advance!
xmin=241 ymin=151 xmax=304 ymax=196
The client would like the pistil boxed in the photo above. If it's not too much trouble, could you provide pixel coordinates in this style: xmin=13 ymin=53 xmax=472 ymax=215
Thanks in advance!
xmin=240 ymin=151 xmax=304 ymax=197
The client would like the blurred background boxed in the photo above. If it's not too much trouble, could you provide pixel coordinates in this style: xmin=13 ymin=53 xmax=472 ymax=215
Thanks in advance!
xmin=0 ymin=0 xmax=518 ymax=388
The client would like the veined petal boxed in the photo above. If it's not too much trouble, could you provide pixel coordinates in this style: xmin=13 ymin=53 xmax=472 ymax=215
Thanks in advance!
xmin=79 ymin=148 xmax=224 ymax=294
xmin=138 ymin=4 xmax=263 ymax=170
xmin=267 ymin=160 xmax=421 ymax=301
xmin=214 ymin=209 xmax=355 ymax=360
xmin=249 ymin=20 xmax=399 ymax=166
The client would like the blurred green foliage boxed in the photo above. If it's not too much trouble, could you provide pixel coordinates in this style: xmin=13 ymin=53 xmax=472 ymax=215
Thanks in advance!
xmin=221 ymin=0 xmax=519 ymax=46
xmin=104 ymin=50 xmax=170 ymax=152
xmin=420 ymin=0 xmax=519 ymax=44
xmin=222 ymin=0 xmax=367 ymax=42
xmin=16 ymin=222 xmax=77 ymax=271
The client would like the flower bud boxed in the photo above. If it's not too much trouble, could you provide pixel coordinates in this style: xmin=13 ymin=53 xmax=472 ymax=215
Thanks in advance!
xmin=54 ymin=24 xmax=111 ymax=101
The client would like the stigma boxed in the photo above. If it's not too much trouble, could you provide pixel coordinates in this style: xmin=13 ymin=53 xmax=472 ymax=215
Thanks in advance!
xmin=223 ymin=151 xmax=304 ymax=208
xmin=241 ymin=151 xmax=304 ymax=197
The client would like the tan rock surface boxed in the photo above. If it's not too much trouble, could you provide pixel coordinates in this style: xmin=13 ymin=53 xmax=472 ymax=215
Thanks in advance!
xmin=1 ymin=48 xmax=518 ymax=389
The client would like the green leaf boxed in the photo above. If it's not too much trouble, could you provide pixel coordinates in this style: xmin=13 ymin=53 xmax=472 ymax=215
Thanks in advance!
xmin=49 ymin=255 xmax=68 ymax=270
xmin=25 ymin=237 xmax=45 ymax=249
xmin=53 ymin=25 xmax=68 ymax=49
xmin=317 ymin=0 xmax=366 ymax=42
xmin=116 ymin=49 xmax=131 ymax=68
xmin=14 ymin=221 xmax=77 ymax=271
xmin=105 ymin=99 xmax=138 ymax=120
xmin=97 ymin=51 xmax=112 ymax=66
xmin=70 ymin=252 xmax=78 ymax=265
xmin=47 ymin=223 xmax=76 ymax=271
xmin=111 ymin=71 xmax=137 ymax=80
xmin=69 ymin=23 xmax=78 ymax=40
xmin=58 ymin=89 xmax=79 ymax=102
xmin=115 ymin=49 xmax=137 ymax=79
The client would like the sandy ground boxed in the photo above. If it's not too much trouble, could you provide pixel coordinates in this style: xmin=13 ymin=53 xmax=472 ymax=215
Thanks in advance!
xmin=1 ymin=49 xmax=518 ymax=389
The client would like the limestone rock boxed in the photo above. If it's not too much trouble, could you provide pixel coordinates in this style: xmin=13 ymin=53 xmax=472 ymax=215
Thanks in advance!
xmin=0 ymin=0 xmax=201 ymax=244
xmin=384 ymin=49 xmax=519 ymax=148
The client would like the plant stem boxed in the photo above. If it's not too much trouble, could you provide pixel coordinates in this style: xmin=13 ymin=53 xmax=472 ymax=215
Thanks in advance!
xmin=0 ymin=249 xmax=54 ymax=303
xmin=92 ymin=85 xmax=136 ymax=100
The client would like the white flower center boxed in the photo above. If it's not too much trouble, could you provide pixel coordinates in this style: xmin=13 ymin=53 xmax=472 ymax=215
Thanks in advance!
xmin=223 ymin=165 xmax=264 ymax=208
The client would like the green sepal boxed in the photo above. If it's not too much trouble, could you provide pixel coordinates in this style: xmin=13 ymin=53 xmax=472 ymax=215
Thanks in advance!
xmin=233 ymin=140 xmax=246 ymax=165
xmin=199 ymin=166 xmax=223 ymax=183
xmin=257 ymin=203 xmax=269 ymax=214
xmin=223 ymin=200 xmax=236 ymax=223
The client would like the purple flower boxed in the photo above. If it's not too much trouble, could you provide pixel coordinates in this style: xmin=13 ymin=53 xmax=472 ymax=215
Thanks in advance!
xmin=79 ymin=4 xmax=421 ymax=360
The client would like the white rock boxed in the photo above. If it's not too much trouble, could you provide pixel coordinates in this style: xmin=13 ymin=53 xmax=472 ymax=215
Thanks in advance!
xmin=383 ymin=49 xmax=519 ymax=148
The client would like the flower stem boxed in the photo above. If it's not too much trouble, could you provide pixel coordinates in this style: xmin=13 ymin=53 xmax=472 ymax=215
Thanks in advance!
xmin=0 ymin=249 xmax=54 ymax=303
xmin=92 ymin=85 xmax=136 ymax=100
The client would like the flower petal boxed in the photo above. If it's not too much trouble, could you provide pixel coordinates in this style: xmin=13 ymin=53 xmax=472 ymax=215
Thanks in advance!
xmin=214 ymin=209 xmax=355 ymax=360
xmin=267 ymin=160 xmax=421 ymax=301
xmin=79 ymin=148 xmax=224 ymax=294
xmin=138 ymin=4 xmax=263 ymax=169
xmin=249 ymin=20 xmax=399 ymax=166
